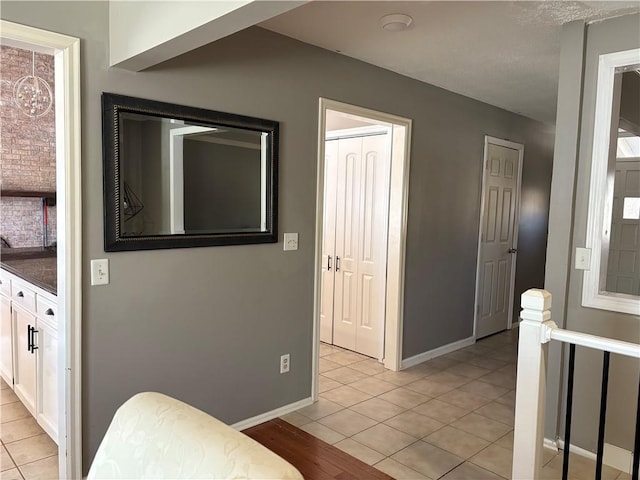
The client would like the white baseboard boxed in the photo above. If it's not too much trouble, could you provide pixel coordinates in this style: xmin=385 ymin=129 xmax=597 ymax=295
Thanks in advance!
xmin=401 ymin=336 xmax=475 ymax=369
xmin=544 ymin=437 xmax=559 ymax=452
xmin=231 ymin=396 xmax=314 ymax=431
xmin=554 ymin=438 xmax=633 ymax=474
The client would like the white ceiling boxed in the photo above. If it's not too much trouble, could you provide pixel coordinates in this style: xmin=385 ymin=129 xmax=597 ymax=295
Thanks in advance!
xmin=261 ymin=1 xmax=640 ymax=124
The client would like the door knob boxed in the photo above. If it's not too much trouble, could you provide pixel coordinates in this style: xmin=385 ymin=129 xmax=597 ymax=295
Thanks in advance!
xmin=327 ymin=255 xmax=332 ymax=271
xmin=508 ymin=248 xmax=518 ymax=254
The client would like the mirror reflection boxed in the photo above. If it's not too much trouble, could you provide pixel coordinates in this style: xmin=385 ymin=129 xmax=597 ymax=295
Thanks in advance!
xmin=120 ymin=113 xmax=267 ymax=236
xmin=606 ymin=66 xmax=640 ymax=295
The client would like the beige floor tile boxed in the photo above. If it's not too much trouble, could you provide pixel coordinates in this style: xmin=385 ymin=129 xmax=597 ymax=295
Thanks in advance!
xmin=615 ymin=473 xmax=631 ymax=480
xmin=296 ymin=398 xmax=343 ymax=420
xmin=486 ymin=350 xmax=517 ymax=363
xmin=317 ymin=409 xmax=377 ymax=437
xmin=383 ymin=410 xmax=445 ymax=438
xmin=440 ymin=461 xmax=505 ymax=480
xmin=451 ymin=413 xmax=512 ymax=442
xmin=0 ymin=390 xmax=19 ymax=407
xmin=318 ymin=375 xmax=341 ymax=393
xmin=542 ymin=451 xmax=620 ymax=480
xmin=352 ymin=424 xmax=417 ymax=456
xmin=350 ymin=397 xmax=406 ymax=422
xmin=319 ymin=358 xmax=341 ymax=373
xmin=320 ymin=385 xmax=372 ymax=407
xmin=0 ymin=417 xmax=44 ymax=444
xmin=299 ymin=422 xmax=345 ymax=445
xmin=373 ymin=369 xmax=425 ymax=386
xmin=319 ymin=342 xmax=338 ymax=357
xmin=0 ymin=467 xmax=22 ymax=480
xmin=322 ymin=366 xmax=369 ymax=384
xmin=412 ymin=399 xmax=469 ymax=424
xmin=445 ymin=363 xmax=491 ymax=379
xmin=469 ymin=443 xmax=513 ymax=479
xmin=392 ymin=440 xmax=464 ymax=479
xmin=424 ymin=425 xmax=490 ymax=459
xmin=437 ymin=389 xmax=492 ymax=411
xmin=0 ymin=403 xmax=31 ymax=424
xmin=374 ymin=458 xmax=432 ymax=480
xmin=4 ymin=434 xmax=57 ymax=467
xmin=478 ymin=371 xmax=516 ymax=389
xmin=349 ymin=377 xmax=396 ymax=396
xmin=466 ymin=356 xmax=507 ymax=371
xmin=427 ymin=371 xmax=472 ymax=388
xmin=444 ymin=350 xmax=479 ymax=363
xmin=405 ymin=378 xmax=455 ymax=397
xmin=279 ymin=412 xmax=312 ymax=428
xmin=404 ymin=362 xmax=442 ymax=377
xmin=424 ymin=357 xmax=461 ymax=371
xmin=495 ymin=390 xmax=516 ymax=408
xmin=1 ymin=446 xmax=15 ymax=472
xmin=0 ymin=379 xmax=9 ymax=391
xmin=458 ymin=379 xmax=510 ymax=400
xmin=349 ymin=359 xmax=387 ymax=376
xmin=494 ymin=430 xmax=514 ymax=450
xmin=334 ymin=438 xmax=386 ymax=466
xmin=378 ymin=387 xmax=431 ymax=409
xmin=323 ymin=351 xmax=368 ymax=366
xmin=475 ymin=401 xmax=515 ymax=426
xmin=497 ymin=363 xmax=517 ymax=377
xmin=19 ymin=455 xmax=58 ymax=480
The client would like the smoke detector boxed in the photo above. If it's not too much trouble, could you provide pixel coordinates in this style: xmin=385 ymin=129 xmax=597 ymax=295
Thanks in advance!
xmin=380 ymin=13 xmax=413 ymax=32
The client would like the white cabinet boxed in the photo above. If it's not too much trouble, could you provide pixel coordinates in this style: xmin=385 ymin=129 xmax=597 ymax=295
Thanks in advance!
xmin=1 ymin=269 xmax=58 ymax=444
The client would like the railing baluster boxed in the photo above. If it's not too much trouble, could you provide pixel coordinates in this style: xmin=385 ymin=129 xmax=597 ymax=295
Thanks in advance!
xmin=595 ymin=351 xmax=610 ymax=480
xmin=632 ymin=374 xmax=640 ymax=480
xmin=562 ymin=343 xmax=576 ymax=480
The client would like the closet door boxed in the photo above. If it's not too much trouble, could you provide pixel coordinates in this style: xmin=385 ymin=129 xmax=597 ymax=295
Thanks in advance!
xmin=333 ymin=137 xmax=362 ymax=351
xmin=320 ymin=140 xmax=339 ymax=343
xmin=353 ymin=134 xmax=391 ymax=358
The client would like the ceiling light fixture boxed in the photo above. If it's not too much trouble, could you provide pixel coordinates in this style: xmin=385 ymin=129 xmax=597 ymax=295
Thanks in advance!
xmin=380 ymin=13 xmax=413 ymax=32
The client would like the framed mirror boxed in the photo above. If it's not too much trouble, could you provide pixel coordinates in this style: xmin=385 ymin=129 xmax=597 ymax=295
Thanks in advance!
xmin=102 ymin=93 xmax=278 ymax=251
xmin=583 ymin=48 xmax=640 ymax=314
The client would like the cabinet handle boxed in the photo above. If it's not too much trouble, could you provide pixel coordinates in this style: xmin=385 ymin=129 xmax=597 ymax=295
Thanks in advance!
xmin=327 ymin=255 xmax=332 ymax=271
xmin=27 ymin=325 xmax=32 ymax=352
xmin=336 ymin=256 xmax=341 ymax=272
xmin=45 ymin=308 xmax=54 ymax=316
xmin=31 ymin=328 xmax=39 ymax=353
xmin=17 ymin=291 xmax=24 ymax=298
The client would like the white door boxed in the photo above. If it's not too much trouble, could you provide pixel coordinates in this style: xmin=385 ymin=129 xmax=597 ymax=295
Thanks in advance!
xmin=13 ymin=304 xmax=37 ymax=415
xmin=476 ymin=141 xmax=522 ymax=339
xmin=37 ymin=319 xmax=58 ymax=443
xmin=320 ymin=140 xmax=339 ymax=343
xmin=323 ymin=133 xmax=391 ymax=358
xmin=606 ymin=159 xmax=640 ymax=295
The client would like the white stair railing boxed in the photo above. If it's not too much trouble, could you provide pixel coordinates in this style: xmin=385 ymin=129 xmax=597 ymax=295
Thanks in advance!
xmin=512 ymin=289 xmax=640 ymax=480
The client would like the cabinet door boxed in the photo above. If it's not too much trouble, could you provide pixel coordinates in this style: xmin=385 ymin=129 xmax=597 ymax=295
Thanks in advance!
xmin=0 ymin=295 xmax=12 ymax=386
xmin=13 ymin=304 xmax=37 ymax=415
xmin=37 ymin=319 xmax=58 ymax=443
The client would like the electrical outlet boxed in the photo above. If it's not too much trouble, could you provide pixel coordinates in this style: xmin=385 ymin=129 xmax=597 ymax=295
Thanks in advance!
xmin=91 ymin=259 xmax=109 ymax=285
xmin=280 ymin=353 xmax=290 ymax=374
xmin=283 ymin=233 xmax=298 ymax=251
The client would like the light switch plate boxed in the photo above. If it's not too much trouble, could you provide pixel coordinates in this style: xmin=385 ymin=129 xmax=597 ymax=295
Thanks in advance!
xmin=575 ymin=248 xmax=591 ymax=270
xmin=91 ymin=259 xmax=110 ymax=285
xmin=283 ymin=233 xmax=298 ymax=251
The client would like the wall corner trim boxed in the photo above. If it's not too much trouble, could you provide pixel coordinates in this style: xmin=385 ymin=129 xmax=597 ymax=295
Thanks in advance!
xmin=401 ymin=336 xmax=475 ymax=370
xmin=231 ymin=396 xmax=314 ymax=431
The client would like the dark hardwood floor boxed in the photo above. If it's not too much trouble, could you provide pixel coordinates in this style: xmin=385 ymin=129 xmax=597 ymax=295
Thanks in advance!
xmin=244 ymin=418 xmax=394 ymax=480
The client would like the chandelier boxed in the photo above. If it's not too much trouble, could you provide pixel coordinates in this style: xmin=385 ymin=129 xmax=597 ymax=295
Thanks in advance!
xmin=13 ymin=51 xmax=53 ymax=118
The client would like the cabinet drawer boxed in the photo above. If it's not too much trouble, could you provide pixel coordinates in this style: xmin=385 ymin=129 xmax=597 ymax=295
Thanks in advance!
xmin=0 ymin=272 xmax=10 ymax=297
xmin=11 ymin=282 xmax=36 ymax=312
xmin=36 ymin=296 xmax=57 ymax=326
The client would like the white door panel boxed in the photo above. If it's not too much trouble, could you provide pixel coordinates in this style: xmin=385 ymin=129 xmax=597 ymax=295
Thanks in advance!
xmin=477 ymin=142 xmax=521 ymax=339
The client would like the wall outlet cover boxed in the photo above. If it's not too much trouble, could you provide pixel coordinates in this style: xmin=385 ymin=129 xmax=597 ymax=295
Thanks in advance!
xmin=283 ymin=233 xmax=298 ymax=251
xmin=575 ymin=247 xmax=591 ymax=270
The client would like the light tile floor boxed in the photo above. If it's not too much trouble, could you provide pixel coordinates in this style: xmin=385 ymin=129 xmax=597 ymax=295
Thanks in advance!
xmin=0 ymin=379 xmax=58 ymax=480
xmin=282 ymin=330 xmax=630 ymax=480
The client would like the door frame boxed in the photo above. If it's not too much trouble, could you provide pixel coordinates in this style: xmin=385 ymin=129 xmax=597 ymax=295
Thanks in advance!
xmin=1 ymin=21 xmax=83 ymax=479
xmin=473 ymin=136 xmax=524 ymax=338
xmin=312 ymin=98 xmax=412 ymax=399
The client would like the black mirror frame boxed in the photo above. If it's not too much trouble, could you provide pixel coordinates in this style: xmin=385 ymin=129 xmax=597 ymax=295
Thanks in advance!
xmin=102 ymin=93 xmax=278 ymax=252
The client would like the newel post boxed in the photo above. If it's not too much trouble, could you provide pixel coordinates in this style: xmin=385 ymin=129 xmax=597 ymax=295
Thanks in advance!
xmin=512 ymin=289 xmax=554 ymax=480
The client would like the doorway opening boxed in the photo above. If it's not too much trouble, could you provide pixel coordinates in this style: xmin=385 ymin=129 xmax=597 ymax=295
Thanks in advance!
xmin=0 ymin=21 xmax=82 ymax=479
xmin=312 ymin=98 xmax=412 ymax=399
xmin=474 ymin=136 xmax=524 ymax=339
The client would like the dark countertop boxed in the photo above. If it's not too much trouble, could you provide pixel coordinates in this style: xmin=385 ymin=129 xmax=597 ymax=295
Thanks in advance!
xmin=1 ymin=249 xmax=57 ymax=295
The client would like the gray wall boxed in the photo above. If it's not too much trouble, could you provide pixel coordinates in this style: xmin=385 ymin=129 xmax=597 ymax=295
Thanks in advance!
xmin=1 ymin=2 xmax=554 ymax=470
xmin=547 ymin=13 xmax=640 ymax=453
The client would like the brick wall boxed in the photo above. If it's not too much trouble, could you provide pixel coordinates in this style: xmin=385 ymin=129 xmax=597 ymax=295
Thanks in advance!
xmin=0 ymin=46 xmax=56 ymax=248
